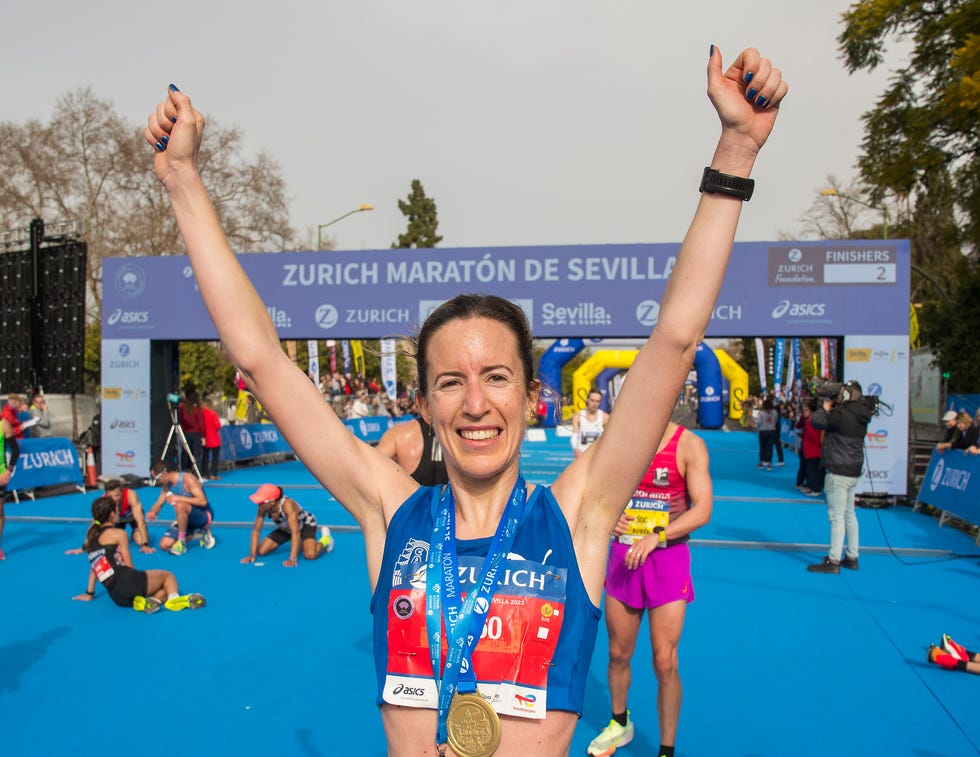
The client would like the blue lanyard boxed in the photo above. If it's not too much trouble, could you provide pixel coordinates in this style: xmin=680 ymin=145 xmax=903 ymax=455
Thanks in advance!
xmin=425 ymin=477 xmax=529 ymax=747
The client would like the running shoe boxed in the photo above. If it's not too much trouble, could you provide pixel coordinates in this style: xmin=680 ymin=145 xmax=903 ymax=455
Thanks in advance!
xmin=586 ymin=713 xmax=634 ymax=756
xmin=132 ymin=596 xmax=163 ymax=614
xmin=318 ymin=526 xmax=334 ymax=554
xmin=941 ymin=634 xmax=969 ymax=661
xmin=164 ymin=593 xmax=207 ymax=612
xmin=169 ymin=540 xmax=186 ymax=556
xmin=199 ymin=527 xmax=216 ymax=550
xmin=927 ymin=644 xmax=961 ymax=671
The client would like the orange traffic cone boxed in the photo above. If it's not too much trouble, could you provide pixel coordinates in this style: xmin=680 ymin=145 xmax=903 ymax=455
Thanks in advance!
xmin=84 ymin=446 xmax=98 ymax=488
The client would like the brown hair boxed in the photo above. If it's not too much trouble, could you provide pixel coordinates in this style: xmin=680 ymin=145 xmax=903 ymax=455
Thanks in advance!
xmin=413 ymin=294 xmax=535 ymax=396
xmin=82 ymin=496 xmax=117 ymax=552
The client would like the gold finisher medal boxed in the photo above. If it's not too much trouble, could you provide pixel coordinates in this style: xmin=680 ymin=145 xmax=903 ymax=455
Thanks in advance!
xmin=445 ymin=691 xmax=501 ymax=757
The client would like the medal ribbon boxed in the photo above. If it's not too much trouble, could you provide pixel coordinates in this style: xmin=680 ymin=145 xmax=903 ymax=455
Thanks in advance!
xmin=425 ymin=476 xmax=529 ymax=748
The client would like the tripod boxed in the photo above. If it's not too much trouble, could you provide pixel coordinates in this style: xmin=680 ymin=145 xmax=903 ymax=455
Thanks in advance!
xmin=160 ymin=402 xmax=203 ymax=481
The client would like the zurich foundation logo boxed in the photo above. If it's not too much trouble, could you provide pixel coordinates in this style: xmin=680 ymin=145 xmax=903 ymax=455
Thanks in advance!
xmin=118 ymin=344 xmax=130 ymax=358
xmin=867 ymin=383 xmax=883 ymax=396
xmin=114 ymin=263 xmax=147 ymax=299
xmin=930 ymin=459 xmax=944 ymax=491
xmin=788 ymin=248 xmax=803 ymax=263
xmin=240 ymin=429 xmax=253 ymax=450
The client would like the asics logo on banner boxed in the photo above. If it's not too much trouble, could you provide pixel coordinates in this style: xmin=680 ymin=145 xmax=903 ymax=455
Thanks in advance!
xmin=771 ymin=300 xmax=826 ymax=319
xmin=315 ymin=304 xmax=339 ymax=330
xmin=110 ymin=418 xmax=137 ymax=430
xmin=107 ymin=308 xmax=149 ymax=325
xmin=240 ymin=429 xmax=253 ymax=450
xmin=392 ymin=684 xmax=427 ymax=697
xmin=865 ymin=469 xmax=889 ymax=479
xmin=635 ymin=300 xmax=661 ymax=327
xmin=114 ymin=263 xmax=146 ymax=299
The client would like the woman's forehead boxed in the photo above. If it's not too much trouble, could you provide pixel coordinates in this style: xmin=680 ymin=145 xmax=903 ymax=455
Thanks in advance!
xmin=427 ymin=317 xmax=519 ymax=362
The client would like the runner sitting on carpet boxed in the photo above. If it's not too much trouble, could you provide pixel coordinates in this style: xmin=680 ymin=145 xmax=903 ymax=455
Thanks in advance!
xmin=72 ymin=496 xmax=206 ymax=613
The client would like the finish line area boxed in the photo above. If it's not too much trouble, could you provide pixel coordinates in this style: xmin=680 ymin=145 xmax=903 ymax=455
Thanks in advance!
xmin=1 ymin=429 xmax=978 ymax=756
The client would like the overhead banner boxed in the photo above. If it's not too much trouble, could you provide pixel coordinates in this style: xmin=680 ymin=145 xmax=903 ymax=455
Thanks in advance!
xmin=103 ymin=241 xmax=910 ymax=340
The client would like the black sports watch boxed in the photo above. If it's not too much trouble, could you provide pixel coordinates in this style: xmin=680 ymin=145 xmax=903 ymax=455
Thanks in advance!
xmin=699 ymin=167 xmax=754 ymax=201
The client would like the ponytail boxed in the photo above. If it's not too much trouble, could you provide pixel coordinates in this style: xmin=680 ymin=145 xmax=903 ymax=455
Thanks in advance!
xmin=83 ymin=497 xmax=118 ymax=552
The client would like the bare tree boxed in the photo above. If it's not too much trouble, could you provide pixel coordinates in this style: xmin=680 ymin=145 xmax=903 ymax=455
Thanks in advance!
xmin=0 ymin=87 xmax=297 ymax=321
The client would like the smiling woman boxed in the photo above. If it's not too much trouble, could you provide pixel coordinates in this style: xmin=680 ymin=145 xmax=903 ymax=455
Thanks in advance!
xmin=144 ymin=44 xmax=788 ymax=757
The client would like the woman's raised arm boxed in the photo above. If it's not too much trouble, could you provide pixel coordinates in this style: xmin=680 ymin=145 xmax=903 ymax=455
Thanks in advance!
xmin=144 ymin=87 xmax=416 ymax=580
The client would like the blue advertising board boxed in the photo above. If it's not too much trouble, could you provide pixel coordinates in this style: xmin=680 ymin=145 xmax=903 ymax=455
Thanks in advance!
xmin=918 ymin=450 xmax=980 ymax=529
xmin=9 ymin=437 xmax=84 ymax=491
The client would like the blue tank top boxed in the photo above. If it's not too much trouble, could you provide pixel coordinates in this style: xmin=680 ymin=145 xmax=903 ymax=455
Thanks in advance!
xmin=370 ymin=485 xmax=600 ymax=718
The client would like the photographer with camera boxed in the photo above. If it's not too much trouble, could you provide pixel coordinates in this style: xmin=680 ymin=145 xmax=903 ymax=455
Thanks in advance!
xmin=806 ymin=380 xmax=874 ymax=575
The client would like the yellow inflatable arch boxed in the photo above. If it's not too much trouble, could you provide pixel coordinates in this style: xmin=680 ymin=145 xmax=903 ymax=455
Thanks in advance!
xmin=713 ymin=349 xmax=748 ymax=420
xmin=569 ymin=349 xmax=638 ymax=417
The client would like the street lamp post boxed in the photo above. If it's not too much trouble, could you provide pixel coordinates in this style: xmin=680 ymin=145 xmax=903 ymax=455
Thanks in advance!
xmin=317 ymin=204 xmax=374 ymax=250
xmin=819 ymin=188 xmax=888 ymax=239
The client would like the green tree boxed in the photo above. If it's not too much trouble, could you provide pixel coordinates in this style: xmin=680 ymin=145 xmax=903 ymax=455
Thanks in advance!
xmin=178 ymin=342 xmax=235 ymax=400
xmin=392 ymin=179 xmax=443 ymax=248
xmin=919 ymin=258 xmax=980 ymax=391
xmin=838 ymin=0 xmax=979 ymax=261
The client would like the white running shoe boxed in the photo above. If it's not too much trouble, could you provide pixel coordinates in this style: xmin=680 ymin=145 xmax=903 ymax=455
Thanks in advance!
xmin=199 ymin=527 xmax=216 ymax=550
xmin=587 ymin=713 xmax=634 ymax=756
xmin=318 ymin=526 xmax=334 ymax=554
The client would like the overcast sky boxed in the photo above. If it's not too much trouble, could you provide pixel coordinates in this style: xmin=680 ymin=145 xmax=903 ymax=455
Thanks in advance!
xmin=3 ymin=1 xmax=902 ymax=253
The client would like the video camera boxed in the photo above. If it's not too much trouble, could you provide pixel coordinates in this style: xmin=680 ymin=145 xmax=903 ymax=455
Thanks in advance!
xmin=813 ymin=380 xmax=883 ymax=416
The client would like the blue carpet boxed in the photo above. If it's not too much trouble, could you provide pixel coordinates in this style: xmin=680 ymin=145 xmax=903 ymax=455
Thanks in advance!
xmin=1 ymin=429 xmax=978 ymax=756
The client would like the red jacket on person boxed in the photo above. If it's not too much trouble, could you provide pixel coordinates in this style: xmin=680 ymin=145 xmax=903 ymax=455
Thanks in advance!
xmin=202 ymin=407 xmax=222 ymax=449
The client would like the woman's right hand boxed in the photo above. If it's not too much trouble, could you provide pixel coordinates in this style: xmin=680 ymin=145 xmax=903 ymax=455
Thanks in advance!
xmin=143 ymin=86 xmax=206 ymax=188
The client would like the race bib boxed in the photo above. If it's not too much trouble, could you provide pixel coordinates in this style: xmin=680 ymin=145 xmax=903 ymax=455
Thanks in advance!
xmin=384 ymin=555 xmax=567 ymax=720
xmin=93 ymin=555 xmax=115 ymax=583
xmin=623 ymin=496 xmax=670 ymax=538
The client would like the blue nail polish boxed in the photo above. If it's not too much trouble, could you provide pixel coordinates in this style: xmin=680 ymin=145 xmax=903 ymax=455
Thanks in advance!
xmin=160 ymin=135 xmax=169 ymax=144
xmin=746 ymin=87 xmax=757 ymax=101
xmin=756 ymin=95 xmax=768 ymax=108
xmin=155 ymin=142 xmax=165 ymax=152
xmin=169 ymin=83 xmax=180 ymax=92
xmin=709 ymin=44 xmax=714 ymax=58
xmin=745 ymin=72 xmax=754 ymax=84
